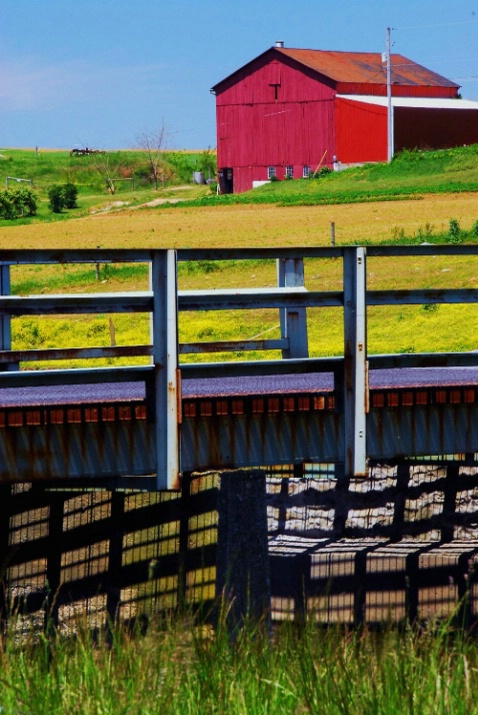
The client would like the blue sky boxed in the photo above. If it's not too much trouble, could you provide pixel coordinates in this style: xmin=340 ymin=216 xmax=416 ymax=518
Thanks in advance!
xmin=1 ymin=0 xmax=477 ymax=150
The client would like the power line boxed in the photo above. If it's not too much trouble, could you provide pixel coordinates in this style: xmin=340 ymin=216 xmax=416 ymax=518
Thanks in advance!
xmin=395 ymin=18 xmax=478 ymax=31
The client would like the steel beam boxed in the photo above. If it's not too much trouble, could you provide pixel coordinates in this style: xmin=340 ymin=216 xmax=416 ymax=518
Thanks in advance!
xmin=0 ymin=262 xmax=16 ymax=372
xmin=151 ymin=250 xmax=180 ymax=490
xmin=277 ymin=257 xmax=309 ymax=358
xmin=343 ymin=247 xmax=368 ymax=477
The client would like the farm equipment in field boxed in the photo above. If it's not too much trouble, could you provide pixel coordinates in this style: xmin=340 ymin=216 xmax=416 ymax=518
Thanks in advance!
xmin=70 ymin=148 xmax=106 ymax=156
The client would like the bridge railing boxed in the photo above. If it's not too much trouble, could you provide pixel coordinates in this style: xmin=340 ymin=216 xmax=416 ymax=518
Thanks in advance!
xmin=0 ymin=246 xmax=478 ymax=486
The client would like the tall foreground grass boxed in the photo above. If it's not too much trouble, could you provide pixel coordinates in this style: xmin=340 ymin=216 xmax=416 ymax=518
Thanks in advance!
xmin=2 ymin=613 xmax=478 ymax=714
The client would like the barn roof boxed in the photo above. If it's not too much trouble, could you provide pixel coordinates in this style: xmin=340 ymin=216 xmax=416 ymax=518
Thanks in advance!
xmin=211 ymin=46 xmax=459 ymax=93
xmin=278 ymin=48 xmax=458 ymax=89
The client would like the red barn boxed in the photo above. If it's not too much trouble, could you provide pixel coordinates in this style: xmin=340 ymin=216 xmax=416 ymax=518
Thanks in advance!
xmin=211 ymin=43 xmax=478 ymax=193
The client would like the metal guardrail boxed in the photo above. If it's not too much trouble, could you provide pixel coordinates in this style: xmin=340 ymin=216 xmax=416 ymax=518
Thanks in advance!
xmin=0 ymin=246 xmax=478 ymax=488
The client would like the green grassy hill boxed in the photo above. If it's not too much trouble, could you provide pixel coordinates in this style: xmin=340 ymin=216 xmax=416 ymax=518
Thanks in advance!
xmin=200 ymin=144 xmax=478 ymax=208
xmin=1 ymin=144 xmax=478 ymax=226
xmin=0 ymin=148 xmax=216 ymax=224
xmin=0 ymin=148 xmax=216 ymax=190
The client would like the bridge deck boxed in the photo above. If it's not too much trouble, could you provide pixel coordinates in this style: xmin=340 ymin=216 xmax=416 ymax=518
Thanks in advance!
xmin=0 ymin=366 xmax=477 ymax=411
xmin=0 ymin=369 xmax=477 ymax=482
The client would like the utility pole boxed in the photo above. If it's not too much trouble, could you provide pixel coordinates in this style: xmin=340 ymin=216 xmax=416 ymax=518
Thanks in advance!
xmin=386 ymin=26 xmax=394 ymax=163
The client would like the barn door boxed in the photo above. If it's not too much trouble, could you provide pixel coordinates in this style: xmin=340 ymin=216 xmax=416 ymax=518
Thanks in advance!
xmin=218 ymin=167 xmax=233 ymax=194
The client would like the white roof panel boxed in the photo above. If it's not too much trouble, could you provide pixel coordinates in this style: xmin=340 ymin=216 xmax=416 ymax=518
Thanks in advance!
xmin=337 ymin=95 xmax=478 ymax=110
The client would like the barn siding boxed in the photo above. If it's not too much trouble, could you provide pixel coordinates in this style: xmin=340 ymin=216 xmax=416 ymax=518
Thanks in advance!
xmin=216 ymin=53 xmax=337 ymax=192
xmin=215 ymin=51 xmax=336 ymax=106
xmin=218 ymin=99 xmax=336 ymax=193
xmin=335 ymin=98 xmax=387 ymax=163
xmin=394 ymin=107 xmax=478 ymax=151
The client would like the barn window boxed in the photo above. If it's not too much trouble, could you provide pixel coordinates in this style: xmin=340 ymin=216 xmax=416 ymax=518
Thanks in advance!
xmin=303 ymin=165 xmax=310 ymax=178
xmin=285 ymin=165 xmax=293 ymax=178
xmin=267 ymin=166 xmax=276 ymax=179
xmin=270 ymin=84 xmax=280 ymax=101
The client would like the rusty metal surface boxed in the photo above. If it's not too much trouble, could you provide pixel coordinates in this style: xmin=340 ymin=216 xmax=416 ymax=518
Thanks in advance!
xmin=181 ymin=397 xmax=341 ymax=472
xmin=211 ymin=47 xmax=459 ymax=94
xmin=277 ymin=48 xmax=458 ymax=89
xmin=0 ymin=408 xmax=155 ymax=481
xmin=2 ymin=375 xmax=478 ymax=480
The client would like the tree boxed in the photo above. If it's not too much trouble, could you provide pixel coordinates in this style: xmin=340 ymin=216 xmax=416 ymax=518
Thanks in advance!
xmin=93 ymin=152 xmax=132 ymax=195
xmin=136 ymin=124 xmax=170 ymax=189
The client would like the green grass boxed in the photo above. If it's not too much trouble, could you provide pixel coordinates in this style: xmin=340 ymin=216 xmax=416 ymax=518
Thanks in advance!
xmin=2 ymin=148 xmax=478 ymax=711
xmin=2 ymin=143 xmax=478 ymax=366
xmin=2 ymin=144 xmax=478 ymax=225
xmin=2 ymin=612 xmax=478 ymax=714
xmin=0 ymin=148 xmax=215 ymax=225
xmin=164 ymin=143 xmax=478 ymax=210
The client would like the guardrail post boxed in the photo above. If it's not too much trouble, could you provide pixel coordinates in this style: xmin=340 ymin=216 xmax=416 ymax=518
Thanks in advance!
xmin=343 ymin=247 xmax=368 ymax=477
xmin=151 ymin=250 xmax=180 ymax=490
xmin=277 ymin=257 xmax=309 ymax=358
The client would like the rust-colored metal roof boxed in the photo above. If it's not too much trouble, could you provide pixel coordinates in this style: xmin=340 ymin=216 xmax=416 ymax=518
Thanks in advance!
xmin=211 ymin=46 xmax=459 ymax=92
xmin=277 ymin=47 xmax=459 ymax=88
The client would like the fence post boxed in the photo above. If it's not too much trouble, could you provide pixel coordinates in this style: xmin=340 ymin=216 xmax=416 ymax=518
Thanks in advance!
xmin=151 ymin=250 xmax=180 ymax=490
xmin=343 ymin=247 xmax=368 ymax=477
xmin=330 ymin=221 xmax=336 ymax=246
xmin=277 ymin=257 xmax=309 ymax=358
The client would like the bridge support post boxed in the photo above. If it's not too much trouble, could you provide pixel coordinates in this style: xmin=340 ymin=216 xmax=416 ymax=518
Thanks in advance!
xmin=277 ymin=257 xmax=309 ymax=358
xmin=151 ymin=250 xmax=180 ymax=490
xmin=215 ymin=469 xmax=270 ymax=633
xmin=343 ymin=247 xmax=368 ymax=477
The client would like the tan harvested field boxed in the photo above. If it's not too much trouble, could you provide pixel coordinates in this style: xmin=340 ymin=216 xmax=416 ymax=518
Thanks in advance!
xmin=1 ymin=192 xmax=478 ymax=248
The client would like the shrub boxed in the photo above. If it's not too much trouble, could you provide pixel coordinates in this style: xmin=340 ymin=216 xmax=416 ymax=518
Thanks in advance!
xmin=0 ymin=187 xmax=37 ymax=219
xmin=62 ymin=183 xmax=78 ymax=209
xmin=0 ymin=191 xmax=16 ymax=219
xmin=48 ymin=185 xmax=65 ymax=213
xmin=195 ymin=148 xmax=217 ymax=180
xmin=448 ymin=218 xmax=462 ymax=243
xmin=48 ymin=183 xmax=78 ymax=212
xmin=15 ymin=186 xmax=38 ymax=215
xmin=471 ymin=219 xmax=478 ymax=238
